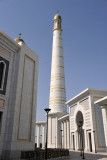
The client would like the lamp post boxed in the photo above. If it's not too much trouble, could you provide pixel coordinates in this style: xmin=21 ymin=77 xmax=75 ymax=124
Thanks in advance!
xmin=79 ymin=121 xmax=85 ymax=159
xmin=93 ymin=131 xmax=97 ymax=153
xmin=40 ymin=134 xmax=42 ymax=148
xmin=44 ymin=108 xmax=51 ymax=160
xmin=78 ymin=121 xmax=85 ymax=159
xmin=78 ymin=121 xmax=83 ymax=156
xmin=35 ymin=136 xmax=37 ymax=148
xmin=60 ymin=129 xmax=63 ymax=149
xmin=81 ymin=126 xmax=85 ymax=159
xmin=55 ymin=136 xmax=56 ymax=149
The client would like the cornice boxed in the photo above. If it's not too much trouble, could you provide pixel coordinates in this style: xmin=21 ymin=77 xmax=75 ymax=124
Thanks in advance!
xmin=0 ymin=30 xmax=20 ymax=53
xmin=66 ymin=88 xmax=107 ymax=106
xmin=94 ymin=96 xmax=107 ymax=106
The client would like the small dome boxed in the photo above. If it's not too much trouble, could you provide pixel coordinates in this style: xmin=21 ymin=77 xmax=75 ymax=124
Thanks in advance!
xmin=54 ymin=13 xmax=61 ymax=20
xmin=14 ymin=34 xmax=25 ymax=44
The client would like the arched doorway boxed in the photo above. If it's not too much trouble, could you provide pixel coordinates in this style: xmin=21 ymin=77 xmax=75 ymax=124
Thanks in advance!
xmin=76 ymin=111 xmax=84 ymax=151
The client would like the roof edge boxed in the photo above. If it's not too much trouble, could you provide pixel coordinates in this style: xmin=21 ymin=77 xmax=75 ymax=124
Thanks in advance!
xmin=66 ymin=88 xmax=107 ymax=106
xmin=0 ymin=30 xmax=20 ymax=50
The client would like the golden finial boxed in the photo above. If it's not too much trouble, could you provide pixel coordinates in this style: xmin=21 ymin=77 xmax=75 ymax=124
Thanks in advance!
xmin=57 ymin=10 xmax=58 ymax=14
xmin=19 ymin=33 xmax=21 ymax=39
xmin=15 ymin=33 xmax=25 ymax=44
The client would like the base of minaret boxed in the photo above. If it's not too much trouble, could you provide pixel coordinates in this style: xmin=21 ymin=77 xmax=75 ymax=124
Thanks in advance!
xmin=48 ymin=112 xmax=66 ymax=148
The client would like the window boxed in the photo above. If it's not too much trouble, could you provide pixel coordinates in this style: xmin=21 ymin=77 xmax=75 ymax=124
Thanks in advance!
xmin=0 ymin=112 xmax=3 ymax=133
xmin=0 ymin=61 xmax=6 ymax=90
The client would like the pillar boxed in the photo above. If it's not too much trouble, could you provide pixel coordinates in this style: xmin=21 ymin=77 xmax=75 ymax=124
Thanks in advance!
xmin=62 ymin=122 xmax=64 ymax=148
xmin=37 ymin=125 xmax=40 ymax=148
xmin=67 ymin=120 xmax=69 ymax=149
xmin=42 ymin=124 xmax=46 ymax=149
xmin=101 ymin=106 xmax=107 ymax=150
xmin=64 ymin=121 xmax=67 ymax=149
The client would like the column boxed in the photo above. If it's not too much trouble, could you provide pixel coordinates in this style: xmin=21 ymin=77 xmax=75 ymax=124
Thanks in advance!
xmin=67 ymin=120 xmax=70 ymax=149
xmin=37 ymin=125 xmax=40 ymax=148
xmin=75 ymin=131 xmax=78 ymax=150
xmin=101 ymin=106 xmax=107 ymax=150
xmin=42 ymin=124 xmax=46 ymax=149
xmin=56 ymin=117 xmax=58 ymax=148
xmin=62 ymin=122 xmax=64 ymax=148
xmin=64 ymin=121 xmax=67 ymax=149
xmin=48 ymin=117 xmax=51 ymax=147
xmin=84 ymin=129 xmax=87 ymax=151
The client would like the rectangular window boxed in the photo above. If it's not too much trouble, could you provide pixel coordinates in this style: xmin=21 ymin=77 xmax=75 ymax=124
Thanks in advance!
xmin=0 ymin=56 xmax=9 ymax=95
xmin=0 ymin=61 xmax=6 ymax=90
xmin=0 ymin=112 xmax=3 ymax=133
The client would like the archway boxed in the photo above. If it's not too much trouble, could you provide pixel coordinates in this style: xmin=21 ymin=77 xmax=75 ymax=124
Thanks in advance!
xmin=76 ymin=111 xmax=84 ymax=151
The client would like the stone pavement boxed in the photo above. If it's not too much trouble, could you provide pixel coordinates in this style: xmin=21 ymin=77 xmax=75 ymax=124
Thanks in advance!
xmin=49 ymin=151 xmax=107 ymax=160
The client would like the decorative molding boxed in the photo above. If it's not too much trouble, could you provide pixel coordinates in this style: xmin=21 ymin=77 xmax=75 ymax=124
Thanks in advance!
xmin=0 ymin=31 xmax=20 ymax=53
xmin=50 ymin=87 xmax=65 ymax=90
xmin=52 ymin=55 xmax=63 ymax=58
xmin=17 ymin=55 xmax=35 ymax=141
xmin=0 ymin=47 xmax=10 ymax=57
xmin=50 ymin=99 xmax=65 ymax=102
xmin=51 ymin=75 xmax=64 ymax=78
xmin=51 ymin=65 xmax=64 ymax=68
xmin=53 ymin=37 xmax=62 ymax=40
xmin=53 ymin=46 xmax=62 ymax=49
xmin=0 ymin=99 xmax=4 ymax=107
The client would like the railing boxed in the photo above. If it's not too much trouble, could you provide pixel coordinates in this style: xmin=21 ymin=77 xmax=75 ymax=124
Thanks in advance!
xmin=21 ymin=148 xmax=69 ymax=159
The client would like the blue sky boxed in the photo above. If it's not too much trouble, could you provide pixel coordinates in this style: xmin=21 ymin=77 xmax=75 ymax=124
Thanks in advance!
xmin=0 ymin=0 xmax=107 ymax=121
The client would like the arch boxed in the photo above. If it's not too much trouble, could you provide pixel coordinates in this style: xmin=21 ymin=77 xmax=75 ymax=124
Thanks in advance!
xmin=0 ymin=61 xmax=6 ymax=90
xmin=74 ymin=105 xmax=85 ymax=130
xmin=73 ymin=105 xmax=85 ymax=151
xmin=76 ymin=111 xmax=84 ymax=127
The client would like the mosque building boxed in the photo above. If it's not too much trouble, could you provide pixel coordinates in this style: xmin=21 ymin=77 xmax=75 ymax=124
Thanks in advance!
xmin=36 ymin=13 xmax=107 ymax=153
xmin=0 ymin=31 xmax=39 ymax=159
xmin=0 ymin=11 xmax=107 ymax=160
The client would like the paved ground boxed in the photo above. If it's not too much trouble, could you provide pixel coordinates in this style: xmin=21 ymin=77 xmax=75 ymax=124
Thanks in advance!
xmin=49 ymin=151 xmax=107 ymax=160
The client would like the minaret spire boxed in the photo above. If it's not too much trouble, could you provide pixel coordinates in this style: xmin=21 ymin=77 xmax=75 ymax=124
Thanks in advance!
xmin=53 ymin=12 xmax=62 ymax=31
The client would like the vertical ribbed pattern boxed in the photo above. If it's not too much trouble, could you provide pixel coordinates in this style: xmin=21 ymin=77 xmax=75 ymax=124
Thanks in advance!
xmin=49 ymin=27 xmax=67 ymax=113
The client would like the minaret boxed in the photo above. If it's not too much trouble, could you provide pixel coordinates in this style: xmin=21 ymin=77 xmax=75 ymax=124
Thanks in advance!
xmin=48 ymin=13 xmax=67 ymax=148
xmin=49 ymin=13 xmax=67 ymax=114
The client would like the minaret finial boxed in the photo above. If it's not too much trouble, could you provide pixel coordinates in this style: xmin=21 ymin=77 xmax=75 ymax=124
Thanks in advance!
xmin=53 ymin=12 xmax=62 ymax=31
xmin=19 ymin=33 xmax=21 ymax=38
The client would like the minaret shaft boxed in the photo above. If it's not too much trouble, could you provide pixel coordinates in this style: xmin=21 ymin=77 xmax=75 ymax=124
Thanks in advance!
xmin=49 ymin=15 xmax=67 ymax=114
xmin=48 ymin=13 xmax=67 ymax=149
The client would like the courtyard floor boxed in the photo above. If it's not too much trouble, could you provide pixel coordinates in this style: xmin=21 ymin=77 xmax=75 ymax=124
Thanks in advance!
xmin=49 ymin=151 xmax=107 ymax=160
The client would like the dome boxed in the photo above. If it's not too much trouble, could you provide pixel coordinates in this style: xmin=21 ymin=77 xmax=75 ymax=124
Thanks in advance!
xmin=54 ymin=13 xmax=61 ymax=20
xmin=14 ymin=34 xmax=25 ymax=44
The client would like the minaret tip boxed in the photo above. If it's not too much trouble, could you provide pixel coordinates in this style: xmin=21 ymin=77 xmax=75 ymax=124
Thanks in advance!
xmin=14 ymin=33 xmax=25 ymax=44
xmin=53 ymin=12 xmax=62 ymax=31
xmin=19 ymin=33 xmax=22 ymax=38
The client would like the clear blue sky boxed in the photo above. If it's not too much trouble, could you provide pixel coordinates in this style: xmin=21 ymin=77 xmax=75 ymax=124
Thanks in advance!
xmin=0 ymin=0 xmax=107 ymax=121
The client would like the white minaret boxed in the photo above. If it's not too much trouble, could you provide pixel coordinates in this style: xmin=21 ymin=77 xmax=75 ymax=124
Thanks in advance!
xmin=49 ymin=13 xmax=67 ymax=114
xmin=48 ymin=13 xmax=67 ymax=148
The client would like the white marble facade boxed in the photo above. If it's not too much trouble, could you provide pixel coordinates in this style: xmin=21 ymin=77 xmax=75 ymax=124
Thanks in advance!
xmin=36 ymin=121 xmax=46 ymax=149
xmin=67 ymin=88 xmax=107 ymax=152
xmin=0 ymin=31 xmax=39 ymax=159
xmin=95 ymin=97 xmax=107 ymax=151
xmin=36 ymin=88 xmax=107 ymax=153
